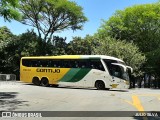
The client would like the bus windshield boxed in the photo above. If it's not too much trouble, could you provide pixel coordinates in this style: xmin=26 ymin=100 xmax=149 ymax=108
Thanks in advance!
xmin=103 ymin=59 xmax=129 ymax=81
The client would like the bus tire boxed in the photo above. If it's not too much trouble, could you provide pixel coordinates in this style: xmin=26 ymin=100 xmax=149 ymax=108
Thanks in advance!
xmin=105 ymin=88 xmax=110 ymax=90
xmin=95 ymin=81 xmax=105 ymax=90
xmin=52 ymin=84 xmax=59 ymax=87
xmin=32 ymin=77 xmax=40 ymax=86
xmin=41 ymin=77 xmax=49 ymax=87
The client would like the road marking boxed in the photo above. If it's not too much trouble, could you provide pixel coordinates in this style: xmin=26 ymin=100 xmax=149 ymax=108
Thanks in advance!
xmin=122 ymin=94 xmax=160 ymax=120
xmin=124 ymin=95 xmax=144 ymax=111
xmin=124 ymin=95 xmax=147 ymax=120
xmin=123 ymin=94 xmax=160 ymax=107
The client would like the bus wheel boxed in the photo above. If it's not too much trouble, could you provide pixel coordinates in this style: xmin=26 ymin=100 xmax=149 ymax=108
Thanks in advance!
xmin=95 ymin=81 xmax=105 ymax=90
xmin=52 ymin=84 xmax=59 ymax=87
xmin=41 ymin=77 xmax=49 ymax=87
xmin=32 ymin=77 xmax=40 ymax=86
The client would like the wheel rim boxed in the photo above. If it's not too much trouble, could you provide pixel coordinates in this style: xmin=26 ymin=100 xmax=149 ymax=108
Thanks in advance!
xmin=41 ymin=79 xmax=49 ymax=86
xmin=98 ymin=83 xmax=104 ymax=89
xmin=96 ymin=81 xmax=105 ymax=90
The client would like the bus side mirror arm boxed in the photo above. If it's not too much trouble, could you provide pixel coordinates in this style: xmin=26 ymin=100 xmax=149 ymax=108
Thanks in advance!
xmin=126 ymin=66 xmax=133 ymax=73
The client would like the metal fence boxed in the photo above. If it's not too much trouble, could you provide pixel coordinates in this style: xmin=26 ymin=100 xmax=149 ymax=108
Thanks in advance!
xmin=0 ymin=74 xmax=16 ymax=81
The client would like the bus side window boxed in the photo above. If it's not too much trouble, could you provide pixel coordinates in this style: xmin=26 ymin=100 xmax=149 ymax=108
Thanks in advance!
xmin=22 ymin=59 xmax=31 ymax=67
xmin=70 ymin=60 xmax=78 ymax=68
xmin=91 ymin=64 xmax=95 ymax=69
xmin=70 ymin=60 xmax=77 ymax=68
xmin=56 ymin=60 xmax=61 ymax=68
xmin=39 ymin=60 xmax=49 ymax=67
xmin=99 ymin=64 xmax=105 ymax=71
xmin=31 ymin=60 xmax=39 ymax=67
xmin=62 ymin=60 xmax=71 ymax=68
xmin=90 ymin=60 xmax=105 ymax=71
xmin=75 ymin=60 xmax=79 ymax=68
xmin=50 ymin=60 xmax=61 ymax=68
xmin=111 ymin=65 xmax=121 ymax=78
xmin=77 ymin=60 xmax=88 ymax=68
xmin=77 ymin=60 xmax=82 ymax=68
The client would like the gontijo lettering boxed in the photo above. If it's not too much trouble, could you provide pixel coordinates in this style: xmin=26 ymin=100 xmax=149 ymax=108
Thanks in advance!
xmin=36 ymin=68 xmax=60 ymax=73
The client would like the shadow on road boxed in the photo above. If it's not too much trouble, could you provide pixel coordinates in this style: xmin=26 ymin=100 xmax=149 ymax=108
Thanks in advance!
xmin=0 ymin=92 xmax=29 ymax=111
xmin=22 ymin=83 xmax=98 ymax=91
xmin=51 ymin=86 xmax=98 ymax=91
xmin=23 ymin=83 xmax=129 ymax=92
xmin=50 ymin=86 xmax=129 ymax=92
xmin=109 ymin=89 xmax=129 ymax=92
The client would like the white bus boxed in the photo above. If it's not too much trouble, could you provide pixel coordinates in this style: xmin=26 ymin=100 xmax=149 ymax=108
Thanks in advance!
xmin=20 ymin=55 xmax=132 ymax=90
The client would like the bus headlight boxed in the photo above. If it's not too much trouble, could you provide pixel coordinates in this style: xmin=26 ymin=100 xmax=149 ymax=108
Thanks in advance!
xmin=124 ymin=81 xmax=129 ymax=85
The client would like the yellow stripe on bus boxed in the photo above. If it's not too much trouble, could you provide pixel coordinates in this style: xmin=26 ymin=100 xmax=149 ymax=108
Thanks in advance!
xmin=21 ymin=66 xmax=71 ymax=84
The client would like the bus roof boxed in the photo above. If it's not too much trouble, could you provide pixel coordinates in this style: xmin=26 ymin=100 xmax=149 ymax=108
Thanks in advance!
xmin=21 ymin=55 xmax=124 ymax=62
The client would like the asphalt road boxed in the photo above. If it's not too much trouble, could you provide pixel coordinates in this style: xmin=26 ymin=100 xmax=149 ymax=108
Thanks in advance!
xmin=0 ymin=81 xmax=160 ymax=120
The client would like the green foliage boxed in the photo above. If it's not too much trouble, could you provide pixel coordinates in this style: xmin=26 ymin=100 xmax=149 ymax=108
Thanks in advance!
xmin=92 ymin=35 xmax=146 ymax=76
xmin=13 ymin=30 xmax=67 ymax=57
xmin=66 ymin=35 xmax=94 ymax=55
xmin=17 ymin=30 xmax=41 ymax=56
xmin=99 ymin=2 xmax=160 ymax=53
xmin=0 ymin=0 xmax=21 ymax=21
xmin=145 ymin=48 xmax=160 ymax=76
xmin=51 ymin=36 xmax=67 ymax=55
xmin=19 ymin=0 xmax=87 ymax=41
xmin=0 ymin=26 xmax=13 ymax=45
xmin=0 ymin=26 xmax=18 ymax=74
xmin=0 ymin=26 xmax=17 ymax=58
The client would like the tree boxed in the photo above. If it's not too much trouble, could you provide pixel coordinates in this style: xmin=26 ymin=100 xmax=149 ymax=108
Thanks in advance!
xmin=145 ymin=48 xmax=160 ymax=88
xmin=99 ymin=2 xmax=160 ymax=53
xmin=17 ymin=30 xmax=42 ymax=56
xmin=0 ymin=26 xmax=18 ymax=74
xmin=0 ymin=26 xmax=13 ymax=45
xmin=0 ymin=0 xmax=21 ymax=21
xmin=15 ymin=30 xmax=67 ymax=57
xmin=66 ymin=35 xmax=93 ymax=55
xmin=19 ymin=0 xmax=87 ymax=41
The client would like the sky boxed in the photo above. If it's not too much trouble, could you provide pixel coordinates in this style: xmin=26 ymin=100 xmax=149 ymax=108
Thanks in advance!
xmin=0 ymin=0 xmax=158 ymax=42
